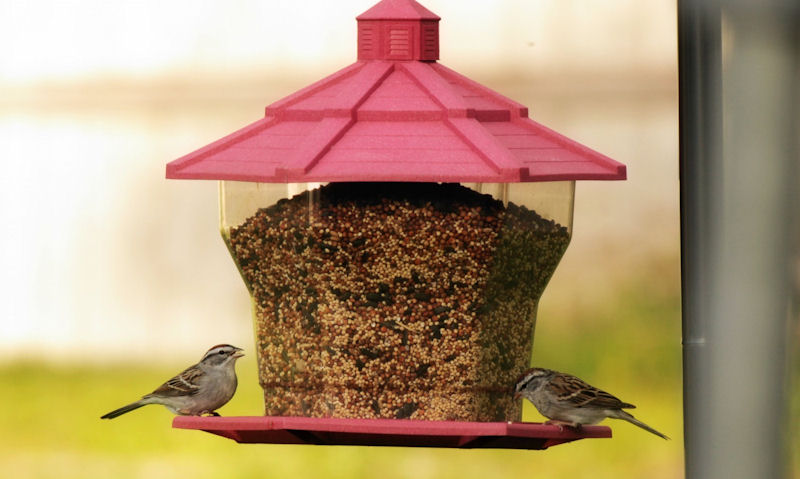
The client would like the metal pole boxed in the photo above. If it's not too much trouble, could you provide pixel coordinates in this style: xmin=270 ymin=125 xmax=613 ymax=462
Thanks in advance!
xmin=678 ymin=1 xmax=722 ymax=476
xmin=680 ymin=1 xmax=799 ymax=478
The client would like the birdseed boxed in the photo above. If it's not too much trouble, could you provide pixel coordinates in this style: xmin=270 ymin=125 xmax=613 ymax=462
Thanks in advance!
xmin=227 ymin=182 xmax=570 ymax=421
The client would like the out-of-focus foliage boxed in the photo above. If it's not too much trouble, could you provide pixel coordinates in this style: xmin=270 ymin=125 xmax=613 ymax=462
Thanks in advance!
xmin=0 ymin=279 xmax=688 ymax=479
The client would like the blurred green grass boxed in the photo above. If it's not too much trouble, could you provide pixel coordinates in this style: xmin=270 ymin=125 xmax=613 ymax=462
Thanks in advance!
xmin=0 ymin=277 xmax=794 ymax=479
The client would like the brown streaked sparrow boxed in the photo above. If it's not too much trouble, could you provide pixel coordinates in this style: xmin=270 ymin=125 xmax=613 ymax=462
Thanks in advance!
xmin=101 ymin=344 xmax=244 ymax=419
xmin=514 ymin=367 xmax=669 ymax=440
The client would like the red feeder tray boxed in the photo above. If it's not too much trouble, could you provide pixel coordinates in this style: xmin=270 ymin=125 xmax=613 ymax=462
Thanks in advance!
xmin=173 ymin=416 xmax=611 ymax=450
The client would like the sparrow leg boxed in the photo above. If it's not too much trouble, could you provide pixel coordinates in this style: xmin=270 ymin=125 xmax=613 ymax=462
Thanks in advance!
xmin=545 ymin=419 xmax=582 ymax=431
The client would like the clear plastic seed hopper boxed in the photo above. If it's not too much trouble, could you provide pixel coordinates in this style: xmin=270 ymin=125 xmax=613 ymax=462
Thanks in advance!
xmin=166 ymin=0 xmax=625 ymax=450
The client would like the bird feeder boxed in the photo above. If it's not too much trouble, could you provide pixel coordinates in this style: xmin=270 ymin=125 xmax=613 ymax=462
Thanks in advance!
xmin=167 ymin=0 xmax=624 ymax=449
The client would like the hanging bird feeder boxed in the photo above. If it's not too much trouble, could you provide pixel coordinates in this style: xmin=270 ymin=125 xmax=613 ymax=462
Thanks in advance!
xmin=167 ymin=0 xmax=625 ymax=449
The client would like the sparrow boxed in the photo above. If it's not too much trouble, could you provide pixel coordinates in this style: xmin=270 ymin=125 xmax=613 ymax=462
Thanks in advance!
xmin=101 ymin=344 xmax=244 ymax=419
xmin=514 ymin=367 xmax=669 ymax=439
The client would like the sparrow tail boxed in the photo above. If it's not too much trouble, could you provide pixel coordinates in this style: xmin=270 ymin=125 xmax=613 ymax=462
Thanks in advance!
xmin=101 ymin=401 xmax=146 ymax=419
xmin=615 ymin=410 xmax=669 ymax=440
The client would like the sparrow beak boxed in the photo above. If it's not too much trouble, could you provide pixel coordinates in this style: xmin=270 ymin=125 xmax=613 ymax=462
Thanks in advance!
xmin=233 ymin=348 xmax=245 ymax=359
xmin=513 ymin=391 xmax=521 ymax=400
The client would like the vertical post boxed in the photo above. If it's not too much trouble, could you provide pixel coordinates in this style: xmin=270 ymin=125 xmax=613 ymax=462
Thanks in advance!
xmin=678 ymin=1 xmax=722 ymax=476
xmin=680 ymin=0 xmax=799 ymax=477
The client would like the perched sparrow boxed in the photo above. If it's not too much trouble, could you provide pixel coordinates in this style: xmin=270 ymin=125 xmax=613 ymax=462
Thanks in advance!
xmin=101 ymin=344 xmax=244 ymax=419
xmin=514 ymin=367 xmax=669 ymax=440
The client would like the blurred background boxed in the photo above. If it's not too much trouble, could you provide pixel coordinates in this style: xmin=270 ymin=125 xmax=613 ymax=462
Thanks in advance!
xmin=0 ymin=0 xmax=794 ymax=477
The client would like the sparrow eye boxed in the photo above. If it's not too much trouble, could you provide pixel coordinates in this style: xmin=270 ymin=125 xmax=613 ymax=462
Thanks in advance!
xmin=218 ymin=350 xmax=225 ymax=355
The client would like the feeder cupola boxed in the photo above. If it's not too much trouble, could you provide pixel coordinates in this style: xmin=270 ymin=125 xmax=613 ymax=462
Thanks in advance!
xmin=357 ymin=0 xmax=440 ymax=61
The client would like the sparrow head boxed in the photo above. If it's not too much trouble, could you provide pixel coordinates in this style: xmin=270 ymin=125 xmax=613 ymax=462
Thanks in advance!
xmin=200 ymin=344 xmax=244 ymax=367
xmin=513 ymin=367 xmax=554 ymax=399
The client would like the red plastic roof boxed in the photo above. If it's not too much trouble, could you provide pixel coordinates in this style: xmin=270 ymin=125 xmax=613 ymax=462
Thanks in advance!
xmin=166 ymin=0 xmax=626 ymax=183
xmin=173 ymin=416 xmax=612 ymax=449
xmin=357 ymin=0 xmax=439 ymax=21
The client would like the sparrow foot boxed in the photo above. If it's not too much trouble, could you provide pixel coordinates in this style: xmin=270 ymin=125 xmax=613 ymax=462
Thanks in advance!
xmin=544 ymin=419 xmax=581 ymax=432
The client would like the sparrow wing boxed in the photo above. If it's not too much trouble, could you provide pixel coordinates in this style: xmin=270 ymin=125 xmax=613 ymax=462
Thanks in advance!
xmin=549 ymin=373 xmax=635 ymax=410
xmin=148 ymin=365 xmax=203 ymax=397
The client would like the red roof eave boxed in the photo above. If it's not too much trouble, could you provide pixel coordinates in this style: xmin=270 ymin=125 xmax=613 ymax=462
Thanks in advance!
xmin=166 ymin=60 xmax=626 ymax=184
